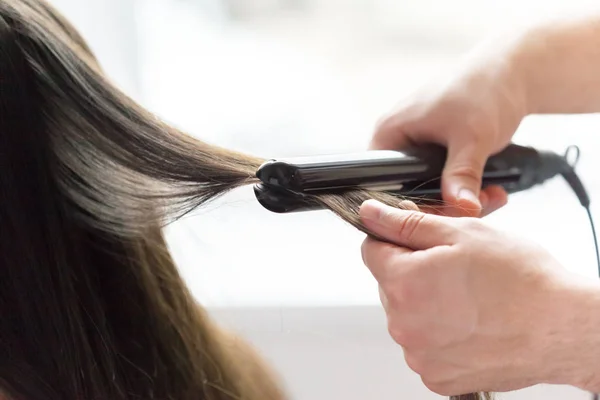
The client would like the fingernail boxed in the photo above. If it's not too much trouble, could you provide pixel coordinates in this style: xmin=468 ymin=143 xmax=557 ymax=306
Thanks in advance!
xmin=458 ymin=188 xmax=480 ymax=206
xmin=398 ymin=200 xmax=419 ymax=211
xmin=478 ymin=191 xmax=489 ymax=210
xmin=360 ymin=200 xmax=385 ymax=223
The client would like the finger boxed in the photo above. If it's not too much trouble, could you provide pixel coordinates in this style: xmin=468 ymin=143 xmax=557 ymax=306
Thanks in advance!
xmin=441 ymin=141 xmax=489 ymax=217
xmin=438 ymin=190 xmax=489 ymax=218
xmin=478 ymin=190 xmax=490 ymax=214
xmin=416 ymin=205 xmax=447 ymax=216
xmin=417 ymin=201 xmax=478 ymax=217
xmin=398 ymin=200 xmax=419 ymax=211
xmin=360 ymin=200 xmax=458 ymax=249
xmin=480 ymin=185 xmax=508 ymax=217
xmin=369 ymin=113 xmax=414 ymax=150
xmin=404 ymin=198 xmax=483 ymax=217
xmin=400 ymin=189 xmax=500 ymax=218
xmin=378 ymin=285 xmax=389 ymax=312
xmin=361 ymin=236 xmax=414 ymax=282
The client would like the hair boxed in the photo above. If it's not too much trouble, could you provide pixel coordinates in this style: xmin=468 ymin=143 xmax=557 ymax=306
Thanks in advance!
xmin=0 ymin=1 xmax=489 ymax=400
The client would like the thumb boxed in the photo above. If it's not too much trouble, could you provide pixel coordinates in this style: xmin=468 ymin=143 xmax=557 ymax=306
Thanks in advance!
xmin=359 ymin=200 xmax=458 ymax=250
xmin=442 ymin=142 xmax=489 ymax=215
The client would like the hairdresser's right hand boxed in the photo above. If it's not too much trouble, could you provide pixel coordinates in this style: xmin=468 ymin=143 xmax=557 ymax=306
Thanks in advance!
xmin=371 ymin=56 xmax=528 ymax=217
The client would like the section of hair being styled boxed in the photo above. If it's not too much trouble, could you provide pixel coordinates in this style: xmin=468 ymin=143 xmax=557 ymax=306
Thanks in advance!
xmin=0 ymin=1 xmax=489 ymax=400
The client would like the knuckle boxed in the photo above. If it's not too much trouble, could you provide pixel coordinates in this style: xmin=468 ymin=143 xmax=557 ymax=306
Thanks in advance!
xmin=459 ymin=216 xmax=479 ymax=228
xmin=381 ymin=279 xmax=411 ymax=310
xmin=374 ymin=113 xmax=396 ymax=133
xmin=383 ymin=292 xmax=402 ymax=315
xmin=378 ymin=286 xmax=389 ymax=310
xmin=421 ymin=378 xmax=454 ymax=396
xmin=374 ymin=105 xmax=414 ymax=133
xmin=360 ymin=239 xmax=400 ymax=281
xmin=396 ymin=211 xmax=426 ymax=245
xmin=360 ymin=237 xmax=382 ymax=267
xmin=371 ymin=114 xmax=401 ymax=145
xmin=398 ymin=200 xmax=419 ymax=211
xmin=381 ymin=268 xmax=433 ymax=314
xmin=387 ymin=319 xmax=425 ymax=349
xmin=403 ymin=351 xmax=426 ymax=375
xmin=456 ymin=216 xmax=486 ymax=234
xmin=387 ymin=322 xmax=407 ymax=346
xmin=384 ymin=278 xmax=419 ymax=314
xmin=448 ymin=163 xmax=482 ymax=185
xmin=462 ymin=117 xmax=493 ymax=143
xmin=360 ymin=238 xmax=370 ymax=265
xmin=421 ymin=374 xmax=461 ymax=396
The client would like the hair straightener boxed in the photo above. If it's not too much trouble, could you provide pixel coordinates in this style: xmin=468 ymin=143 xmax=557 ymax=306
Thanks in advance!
xmin=253 ymin=143 xmax=589 ymax=213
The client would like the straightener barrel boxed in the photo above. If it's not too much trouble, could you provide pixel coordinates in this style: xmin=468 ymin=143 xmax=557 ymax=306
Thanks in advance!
xmin=255 ymin=147 xmax=447 ymax=193
xmin=253 ymin=143 xmax=570 ymax=214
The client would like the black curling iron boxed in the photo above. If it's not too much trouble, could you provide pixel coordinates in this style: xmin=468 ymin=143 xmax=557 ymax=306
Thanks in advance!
xmin=253 ymin=143 xmax=590 ymax=213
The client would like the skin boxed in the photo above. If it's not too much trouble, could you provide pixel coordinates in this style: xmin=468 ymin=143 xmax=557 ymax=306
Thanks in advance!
xmin=371 ymin=11 xmax=600 ymax=217
xmin=362 ymin=11 xmax=600 ymax=396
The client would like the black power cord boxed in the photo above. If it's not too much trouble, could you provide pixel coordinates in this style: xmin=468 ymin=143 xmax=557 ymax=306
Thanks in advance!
xmin=586 ymin=206 xmax=600 ymax=278
xmin=561 ymin=145 xmax=599 ymax=400
xmin=585 ymin=207 xmax=599 ymax=400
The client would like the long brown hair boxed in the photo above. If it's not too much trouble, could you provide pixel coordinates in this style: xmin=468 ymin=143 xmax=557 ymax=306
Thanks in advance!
xmin=0 ymin=1 xmax=488 ymax=400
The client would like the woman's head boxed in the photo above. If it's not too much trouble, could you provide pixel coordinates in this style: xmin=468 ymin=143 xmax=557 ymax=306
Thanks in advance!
xmin=0 ymin=1 xmax=488 ymax=399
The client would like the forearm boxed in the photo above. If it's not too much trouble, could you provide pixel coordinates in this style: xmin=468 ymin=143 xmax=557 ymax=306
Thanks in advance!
xmin=542 ymin=278 xmax=600 ymax=392
xmin=508 ymin=11 xmax=600 ymax=115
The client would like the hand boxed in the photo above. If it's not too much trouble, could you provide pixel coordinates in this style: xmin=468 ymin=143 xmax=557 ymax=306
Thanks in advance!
xmin=359 ymin=199 xmax=600 ymax=396
xmin=370 ymin=51 xmax=528 ymax=217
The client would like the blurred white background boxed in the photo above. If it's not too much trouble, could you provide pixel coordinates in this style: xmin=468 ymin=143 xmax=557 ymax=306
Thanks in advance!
xmin=47 ymin=0 xmax=600 ymax=398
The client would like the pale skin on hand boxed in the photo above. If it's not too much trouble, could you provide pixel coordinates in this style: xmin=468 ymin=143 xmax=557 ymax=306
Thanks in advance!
xmin=364 ymin=9 xmax=600 ymax=397
xmin=360 ymin=199 xmax=600 ymax=396
xmin=370 ymin=10 xmax=600 ymax=219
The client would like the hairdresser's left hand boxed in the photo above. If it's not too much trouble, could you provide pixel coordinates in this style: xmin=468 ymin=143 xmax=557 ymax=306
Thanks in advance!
xmin=360 ymin=199 xmax=600 ymax=396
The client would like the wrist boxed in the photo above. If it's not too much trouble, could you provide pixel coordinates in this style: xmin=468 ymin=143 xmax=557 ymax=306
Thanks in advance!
xmin=507 ymin=25 xmax=557 ymax=116
xmin=507 ymin=12 xmax=600 ymax=115
xmin=537 ymin=277 xmax=600 ymax=391
xmin=447 ymin=35 xmax=530 ymax=142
